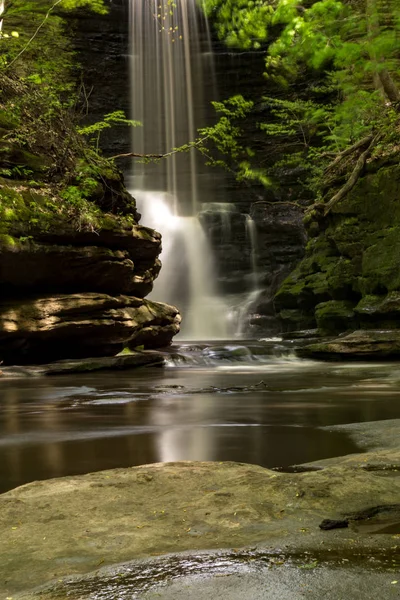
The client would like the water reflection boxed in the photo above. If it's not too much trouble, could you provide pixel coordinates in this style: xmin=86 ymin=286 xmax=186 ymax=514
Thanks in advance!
xmin=1 ymin=355 xmax=400 ymax=493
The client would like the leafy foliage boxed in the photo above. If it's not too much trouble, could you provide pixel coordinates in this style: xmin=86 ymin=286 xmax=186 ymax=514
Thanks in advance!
xmin=77 ymin=111 xmax=141 ymax=149
xmin=0 ymin=0 xmax=139 ymax=234
xmin=200 ymin=0 xmax=400 ymax=201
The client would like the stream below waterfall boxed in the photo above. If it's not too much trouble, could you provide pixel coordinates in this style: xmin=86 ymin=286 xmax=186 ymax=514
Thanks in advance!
xmin=2 ymin=341 xmax=400 ymax=494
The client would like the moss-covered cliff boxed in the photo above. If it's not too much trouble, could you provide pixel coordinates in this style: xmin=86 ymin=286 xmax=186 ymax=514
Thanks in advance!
xmin=275 ymin=157 xmax=400 ymax=337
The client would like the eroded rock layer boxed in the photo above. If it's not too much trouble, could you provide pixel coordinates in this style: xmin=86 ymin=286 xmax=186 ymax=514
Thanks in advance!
xmin=0 ymin=179 xmax=180 ymax=365
xmin=0 ymin=292 xmax=180 ymax=364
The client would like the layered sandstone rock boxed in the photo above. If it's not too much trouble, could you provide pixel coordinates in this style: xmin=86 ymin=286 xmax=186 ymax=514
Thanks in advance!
xmin=0 ymin=181 xmax=180 ymax=364
xmin=0 ymin=292 xmax=180 ymax=365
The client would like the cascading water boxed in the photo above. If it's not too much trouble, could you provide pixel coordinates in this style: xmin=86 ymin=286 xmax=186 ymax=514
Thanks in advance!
xmin=129 ymin=0 xmax=231 ymax=339
xmin=0 ymin=1 xmax=5 ymax=33
xmin=245 ymin=214 xmax=259 ymax=292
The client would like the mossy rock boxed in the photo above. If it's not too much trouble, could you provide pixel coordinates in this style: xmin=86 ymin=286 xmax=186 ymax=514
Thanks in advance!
xmin=279 ymin=308 xmax=316 ymax=332
xmin=331 ymin=165 xmax=400 ymax=225
xmin=354 ymin=295 xmax=384 ymax=316
xmin=0 ymin=109 xmax=19 ymax=130
xmin=326 ymin=217 xmax=364 ymax=258
xmin=315 ymin=300 xmax=356 ymax=334
xmin=276 ymin=163 xmax=400 ymax=335
xmin=0 ymin=109 xmax=19 ymax=140
xmin=0 ymin=141 xmax=50 ymax=174
xmin=299 ymin=329 xmax=400 ymax=360
xmin=0 ymin=234 xmax=19 ymax=249
xmin=361 ymin=227 xmax=400 ymax=294
xmin=353 ymin=292 xmax=400 ymax=329
xmin=325 ymin=257 xmax=358 ymax=299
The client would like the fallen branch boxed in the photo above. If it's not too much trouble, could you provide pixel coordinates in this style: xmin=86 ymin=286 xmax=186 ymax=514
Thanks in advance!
xmin=324 ymin=134 xmax=374 ymax=173
xmin=109 ymin=136 xmax=209 ymax=161
xmin=109 ymin=152 xmax=164 ymax=159
xmin=252 ymin=200 xmax=305 ymax=209
xmin=323 ymin=134 xmax=380 ymax=216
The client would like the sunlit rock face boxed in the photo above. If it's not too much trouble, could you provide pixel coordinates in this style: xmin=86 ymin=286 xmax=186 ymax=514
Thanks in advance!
xmin=0 ymin=293 xmax=180 ymax=365
xmin=0 ymin=222 xmax=162 ymax=298
xmin=0 ymin=183 xmax=180 ymax=365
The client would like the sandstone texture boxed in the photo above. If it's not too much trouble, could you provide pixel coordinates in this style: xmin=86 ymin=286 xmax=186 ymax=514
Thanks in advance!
xmin=0 ymin=293 xmax=180 ymax=364
xmin=2 ymin=439 xmax=400 ymax=598
xmin=0 ymin=177 xmax=180 ymax=364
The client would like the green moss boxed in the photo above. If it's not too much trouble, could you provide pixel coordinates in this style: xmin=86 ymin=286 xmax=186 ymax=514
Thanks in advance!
xmin=0 ymin=234 xmax=17 ymax=249
xmin=315 ymin=300 xmax=356 ymax=334
xmin=279 ymin=308 xmax=316 ymax=332
xmin=276 ymin=163 xmax=400 ymax=335
xmin=326 ymin=257 xmax=356 ymax=298
xmin=354 ymin=295 xmax=383 ymax=315
xmin=332 ymin=165 xmax=400 ymax=224
xmin=361 ymin=227 xmax=400 ymax=294
xmin=0 ymin=141 xmax=50 ymax=174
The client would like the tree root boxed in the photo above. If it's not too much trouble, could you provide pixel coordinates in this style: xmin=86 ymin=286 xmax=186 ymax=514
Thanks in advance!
xmin=323 ymin=134 xmax=380 ymax=216
xmin=324 ymin=134 xmax=374 ymax=173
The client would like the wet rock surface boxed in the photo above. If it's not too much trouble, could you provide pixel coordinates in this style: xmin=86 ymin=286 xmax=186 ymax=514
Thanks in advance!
xmin=16 ymin=548 xmax=400 ymax=600
xmin=2 ymin=422 xmax=400 ymax=597
xmin=0 ymin=349 xmax=165 ymax=376
xmin=249 ymin=202 xmax=307 ymax=334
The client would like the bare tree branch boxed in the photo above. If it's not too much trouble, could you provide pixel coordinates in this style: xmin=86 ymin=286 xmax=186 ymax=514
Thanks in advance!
xmin=109 ymin=136 xmax=209 ymax=161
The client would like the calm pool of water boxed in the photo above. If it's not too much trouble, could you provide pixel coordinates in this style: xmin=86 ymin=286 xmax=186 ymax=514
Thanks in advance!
xmin=1 ymin=342 xmax=400 ymax=493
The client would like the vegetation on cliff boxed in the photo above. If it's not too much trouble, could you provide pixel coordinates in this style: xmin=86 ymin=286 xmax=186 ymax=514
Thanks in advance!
xmin=200 ymin=0 xmax=400 ymax=212
xmin=0 ymin=0 xmax=138 ymax=237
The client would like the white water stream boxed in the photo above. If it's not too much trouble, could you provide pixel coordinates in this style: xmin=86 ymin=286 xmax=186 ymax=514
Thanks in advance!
xmin=129 ymin=0 xmax=233 ymax=338
xmin=0 ymin=1 xmax=5 ymax=33
xmin=129 ymin=0 xmax=263 ymax=338
xmin=132 ymin=190 xmax=230 ymax=339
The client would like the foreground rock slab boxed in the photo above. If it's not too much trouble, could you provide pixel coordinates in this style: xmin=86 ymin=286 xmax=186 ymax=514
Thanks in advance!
xmin=2 ymin=450 xmax=400 ymax=597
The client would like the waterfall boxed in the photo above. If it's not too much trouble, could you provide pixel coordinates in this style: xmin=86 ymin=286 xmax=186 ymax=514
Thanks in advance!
xmin=130 ymin=0 xmax=207 ymax=213
xmin=0 ymin=1 xmax=5 ymax=33
xmin=129 ymin=0 xmax=231 ymax=339
xmin=245 ymin=214 xmax=259 ymax=291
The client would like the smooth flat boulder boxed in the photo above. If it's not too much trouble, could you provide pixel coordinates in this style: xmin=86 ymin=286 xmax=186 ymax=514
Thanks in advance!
xmin=2 ymin=449 xmax=400 ymax=597
xmin=298 ymin=329 xmax=400 ymax=359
